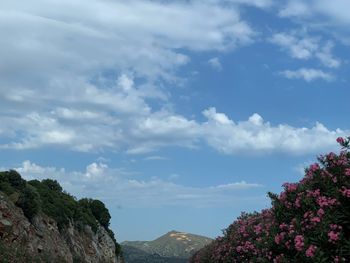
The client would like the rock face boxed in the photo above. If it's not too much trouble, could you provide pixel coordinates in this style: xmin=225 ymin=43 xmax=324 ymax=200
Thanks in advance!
xmin=0 ymin=192 xmax=120 ymax=263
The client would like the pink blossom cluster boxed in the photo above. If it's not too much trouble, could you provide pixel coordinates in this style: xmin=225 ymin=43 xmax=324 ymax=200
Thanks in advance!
xmin=340 ymin=187 xmax=350 ymax=198
xmin=294 ymin=235 xmax=304 ymax=251
xmin=282 ymin=182 xmax=298 ymax=192
xmin=345 ymin=168 xmax=350 ymax=176
xmin=191 ymin=137 xmax=350 ymax=263
xmin=305 ymin=245 xmax=317 ymax=257
xmin=317 ymin=196 xmax=339 ymax=208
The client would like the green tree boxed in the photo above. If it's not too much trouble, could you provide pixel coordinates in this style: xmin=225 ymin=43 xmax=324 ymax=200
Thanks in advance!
xmin=90 ymin=199 xmax=111 ymax=229
xmin=7 ymin=170 xmax=26 ymax=190
xmin=41 ymin=179 xmax=63 ymax=192
xmin=16 ymin=184 xmax=41 ymax=221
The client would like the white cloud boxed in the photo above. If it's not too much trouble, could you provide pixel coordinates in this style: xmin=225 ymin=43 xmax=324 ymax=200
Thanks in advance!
xmin=280 ymin=68 xmax=333 ymax=82
xmin=220 ymin=0 xmax=273 ymax=9
xmin=10 ymin=161 xmax=263 ymax=208
xmin=0 ymin=0 xmax=254 ymax=87
xmin=279 ymin=0 xmax=350 ymax=26
xmin=279 ymin=1 xmax=311 ymax=18
xmin=85 ymin=162 xmax=108 ymax=179
xmin=200 ymin=107 xmax=347 ymax=155
xmin=214 ymin=181 xmax=262 ymax=190
xmin=0 ymin=1 xmax=259 ymax=154
xmin=0 ymin=88 xmax=347 ymax=155
xmin=208 ymin=57 xmax=223 ymax=71
xmin=315 ymin=42 xmax=341 ymax=68
xmin=0 ymin=1 xmax=347 ymax=157
xmin=144 ymin=156 xmax=170 ymax=161
xmin=270 ymin=32 xmax=341 ymax=67
xmin=270 ymin=33 xmax=317 ymax=59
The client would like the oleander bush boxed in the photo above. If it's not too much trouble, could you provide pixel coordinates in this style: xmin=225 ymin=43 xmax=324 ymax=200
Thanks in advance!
xmin=191 ymin=137 xmax=350 ymax=263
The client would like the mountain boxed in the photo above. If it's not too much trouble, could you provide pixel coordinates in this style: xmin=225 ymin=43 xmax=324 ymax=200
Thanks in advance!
xmin=0 ymin=170 xmax=122 ymax=263
xmin=122 ymin=230 xmax=212 ymax=263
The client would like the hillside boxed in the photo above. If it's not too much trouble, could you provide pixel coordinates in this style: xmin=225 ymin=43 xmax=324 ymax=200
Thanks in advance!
xmin=0 ymin=170 xmax=122 ymax=263
xmin=122 ymin=230 xmax=212 ymax=262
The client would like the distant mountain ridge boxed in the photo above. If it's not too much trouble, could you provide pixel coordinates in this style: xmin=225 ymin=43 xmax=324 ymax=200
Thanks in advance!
xmin=122 ymin=230 xmax=212 ymax=263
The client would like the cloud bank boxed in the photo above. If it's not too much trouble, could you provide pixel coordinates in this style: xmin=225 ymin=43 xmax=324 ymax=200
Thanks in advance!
xmin=12 ymin=160 xmax=263 ymax=208
xmin=0 ymin=0 xmax=347 ymax=156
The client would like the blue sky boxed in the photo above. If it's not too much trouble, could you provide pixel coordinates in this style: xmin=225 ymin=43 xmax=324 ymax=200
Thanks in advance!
xmin=1 ymin=0 xmax=350 ymax=241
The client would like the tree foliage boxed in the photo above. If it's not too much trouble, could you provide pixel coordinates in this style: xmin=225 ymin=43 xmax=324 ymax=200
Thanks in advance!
xmin=16 ymin=184 xmax=41 ymax=222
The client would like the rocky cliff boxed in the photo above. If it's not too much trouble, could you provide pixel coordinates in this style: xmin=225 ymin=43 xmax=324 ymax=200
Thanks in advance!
xmin=0 ymin=191 xmax=121 ymax=263
xmin=0 ymin=170 xmax=122 ymax=263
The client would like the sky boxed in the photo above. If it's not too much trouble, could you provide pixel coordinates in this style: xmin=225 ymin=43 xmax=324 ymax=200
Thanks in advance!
xmin=0 ymin=0 xmax=350 ymax=242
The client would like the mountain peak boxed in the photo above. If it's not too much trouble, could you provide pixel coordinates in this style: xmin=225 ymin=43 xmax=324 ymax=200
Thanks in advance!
xmin=122 ymin=230 xmax=213 ymax=262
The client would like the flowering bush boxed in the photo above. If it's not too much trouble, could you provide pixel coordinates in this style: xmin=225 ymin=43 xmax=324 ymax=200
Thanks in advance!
xmin=191 ymin=137 xmax=350 ymax=262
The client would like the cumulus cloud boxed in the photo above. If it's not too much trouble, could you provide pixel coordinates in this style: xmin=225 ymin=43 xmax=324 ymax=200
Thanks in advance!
xmin=201 ymin=107 xmax=346 ymax=155
xmin=270 ymin=32 xmax=341 ymax=68
xmin=10 ymin=161 xmax=263 ymax=208
xmin=0 ymin=0 xmax=259 ymax=154
xmin=280 ymin=68 xmax=333 ymax=82
xmin=0 ymin=82 xmax=347 ymax=155
xmin=0 ymin=1 xmax=347 ymax=157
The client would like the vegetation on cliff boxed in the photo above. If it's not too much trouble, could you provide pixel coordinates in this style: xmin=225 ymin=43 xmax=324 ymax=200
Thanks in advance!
xmin=0 ymin=171 xmax=121 ymax=257
xmin=191 ymin=137 xmax=350 ymax=262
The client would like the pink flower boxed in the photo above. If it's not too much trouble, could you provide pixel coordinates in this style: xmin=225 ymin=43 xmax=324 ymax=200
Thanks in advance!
xmin=310 ymin=163 xmax=320 ymax=172
xmin=336 ymin=137 xmax=345 ymax=145
xmin=317 ymin=196 xmax=339 ymax=208
xmin=285 ymin=240 xmax=291 ymax=249
xmin=330 ymin=224 xmax=342 ymax=231
xmin=295 ymin=196 xmax=301 ymax=208
xmin=328 ymin=231 xmax=339 ymax=243
xmin=317 ymin=208 xmax=325 ymax=217
xmin=254 ymin=224 xmax=262 ymax=235
xmin=283 ymin=183 xmax=298 ymax=192
xmin=306 ymin=189 xmax=321 ymax=198
xmin=274 ymin=233 xmax=285 ymax=245
xmin=279 ymin=223 xmax=288 ymax=230
xmin=305 ymin=245 xmax=317 ymax=257
xmin=311 ymin=217 xmax=321 ymax=223
xmin=340 ymin=187 xmax=350 ymax=198
xmin=345 ymin=168 xmax=350 ymax=176
xmin=294 ymin=235 xmax=304 ymax=251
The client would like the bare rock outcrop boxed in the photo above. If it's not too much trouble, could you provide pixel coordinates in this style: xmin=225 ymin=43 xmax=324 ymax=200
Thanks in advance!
xmin=0 ymin=192 xmax=120 ymax=263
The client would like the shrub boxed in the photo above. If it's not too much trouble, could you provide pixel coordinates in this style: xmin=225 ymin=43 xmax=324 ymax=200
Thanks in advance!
xmin=191 ymin=137 xmax=350 ymax=263
xmin=0 ymin=170 xmax=26 ymax=195
xmin=41 ymin=179 xmax=63 ymax=192
xmin=7 ymin=170 xmax=26 ymax=191
xmin=76 ymin=199 xmax=99 ymax=233
xmin=16 ymin=184 xmax=41 ymax=221
xmin=28 ymin=179 xmax=73 ymax=229
xmin=90 ymin=199 xmax=111 ymax=229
